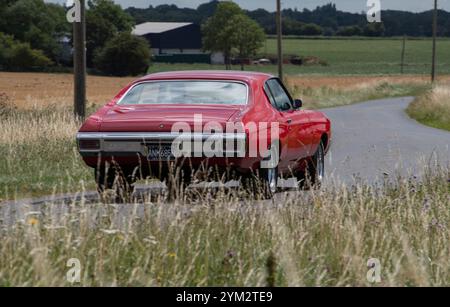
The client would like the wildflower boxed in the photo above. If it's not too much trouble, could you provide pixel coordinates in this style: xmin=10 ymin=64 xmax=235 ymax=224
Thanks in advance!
xmin=422 ymin=198 xmax=431 ymax=212
xmin=28 ymin=217 xmax=39 ymax=226
xmin=168 ymin=252 xmax=177 ymax=258
xmin=225 ymin=250 xmax=235 ymax=259
xmin=44 ymin=225 xmax=66 ymax=230
xmin=222 ymin=250 xmax=236 ymax=266
xmin=143 ymin=236 xmax=158 ymax=245
xmin=100 ymin=229 xmax=119 ymax=235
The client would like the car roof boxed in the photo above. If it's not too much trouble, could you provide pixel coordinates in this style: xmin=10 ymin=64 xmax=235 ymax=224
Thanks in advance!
xmin=136 ymin=70 xmax=275 ymax=84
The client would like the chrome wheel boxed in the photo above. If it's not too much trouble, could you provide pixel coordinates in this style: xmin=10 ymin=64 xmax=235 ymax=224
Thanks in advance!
xmin=262 ymin=142 xmax=279 ymax=197
xmin=242 ymin=142 xmax=280 ymax=199
xmin=316 ymin=142 xmax=325 ymax=185
xmin=267 ymin=167 xmax=278 ymax=194
xmin=296 ymin=140 xmax=325 ymax=190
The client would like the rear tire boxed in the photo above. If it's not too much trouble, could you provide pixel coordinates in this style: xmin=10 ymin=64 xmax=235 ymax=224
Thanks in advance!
xmin=242 ymin=142 xmax=279 ymax=200
xmin=95 ymin=166 xmax=114 ymax=193
xmin=95 ymin=165 xmax=134 ymax=201
xmin=241 ymin=167 xmax=278 ymax=200
xmin=259 ymin=166 xmax=279 ymax=199
xmin=297 ymin=141 xmax=325 ymax=190
xmin=164 ymin=167 xmax=193 ymax=202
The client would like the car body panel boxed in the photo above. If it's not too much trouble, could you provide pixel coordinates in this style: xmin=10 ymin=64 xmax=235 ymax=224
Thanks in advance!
xmin=98 ymin=104 xmax=244 ymax=132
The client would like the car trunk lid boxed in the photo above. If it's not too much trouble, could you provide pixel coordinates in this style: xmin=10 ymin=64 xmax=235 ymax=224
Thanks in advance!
xmin=98 ymin=104 xmax=244 ymax=132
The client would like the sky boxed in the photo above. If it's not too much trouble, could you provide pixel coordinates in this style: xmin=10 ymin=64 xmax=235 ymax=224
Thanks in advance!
xmin=49 ymin=0 xmax=450 ymax=13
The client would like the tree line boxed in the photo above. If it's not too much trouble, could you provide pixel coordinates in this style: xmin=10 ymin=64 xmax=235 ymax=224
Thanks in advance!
xmin=0 ymin=0 xmax=265 ymax=75
xmin=1 ymin=0 xmax=450 ymax=75
xmin=127 ymin=2 xmax=450 ymax=37
xmin=0 ymin=0 xmax=150 ymax=75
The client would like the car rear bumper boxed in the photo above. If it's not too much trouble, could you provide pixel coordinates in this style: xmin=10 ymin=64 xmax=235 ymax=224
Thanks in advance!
xmin=76 ymin=132 xmax=256 ymax=170
xmin=77 ymin=132 xmax=246 ymax=154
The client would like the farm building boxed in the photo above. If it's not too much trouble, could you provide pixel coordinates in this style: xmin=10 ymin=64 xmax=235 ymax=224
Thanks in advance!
xmin=132 ymin=22 xmax=224 ymax=64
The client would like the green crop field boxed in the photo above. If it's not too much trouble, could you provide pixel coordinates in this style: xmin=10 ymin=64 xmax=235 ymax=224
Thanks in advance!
xmin=262 ymin=37 xmax=450 ymax=75
xmin=148 ymin=38 xmax=450 ymax=76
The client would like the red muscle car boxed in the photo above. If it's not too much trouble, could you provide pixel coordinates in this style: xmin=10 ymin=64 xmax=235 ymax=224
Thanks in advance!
xmin=77 ymin=71 xmax=331 ymax=198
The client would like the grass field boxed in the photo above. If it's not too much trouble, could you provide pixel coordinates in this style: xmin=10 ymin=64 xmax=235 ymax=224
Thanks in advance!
xmin=0 ymin=72 xmax=437 ymax=109
xmin=0 ymin=72 xmax=134 ymax=109
xmin=262 ymin=37 xmax=450 ymax=75
xmin=1 ymin=101 xmax=449 ymax=285
xmin=0 ymin=70 xmax=449 ymax=285
xmin=287 ymin=75 xmax=431 ymax=109
xmin=0 ymin=104 xmax=94 ymax=201
xmin=144 ymin=37 xmax=450 ymax=76
xmin=1 ymin=167 xmax=449 ymax=286
xmin=407 ymin=85 xmax=450 ymax=131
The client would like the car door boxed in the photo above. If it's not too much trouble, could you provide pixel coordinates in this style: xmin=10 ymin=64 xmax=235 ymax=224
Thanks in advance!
xmin=265 ymin=79 xmax=312 ymax=166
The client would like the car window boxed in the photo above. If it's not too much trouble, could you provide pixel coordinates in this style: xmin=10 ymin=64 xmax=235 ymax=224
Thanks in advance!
xmin=264 ymin=83 xmax=277 ymax=107
xmin=119 ymin=81 xmax=248 ymax=105
xmin=265 ymin=79 xmax=292 ymax=111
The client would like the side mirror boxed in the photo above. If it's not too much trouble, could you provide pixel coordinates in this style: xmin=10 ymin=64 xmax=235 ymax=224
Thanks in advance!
xmin=293 ymin=99 xmax=303 ymax=110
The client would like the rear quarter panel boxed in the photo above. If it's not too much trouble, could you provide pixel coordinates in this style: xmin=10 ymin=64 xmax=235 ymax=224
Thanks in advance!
xmin=241 ymin=78 xmax=291 ymax=169
xmin=307 ymin=110 xmax=332 ymax=154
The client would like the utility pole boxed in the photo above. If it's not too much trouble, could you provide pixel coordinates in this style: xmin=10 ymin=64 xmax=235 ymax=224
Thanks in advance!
xmin=431 ymin=0 xmax=438 ymax=83
xmin=276 ymin=0 xmax=283 ymax=80
xmin=73 ymin=0 xmax=86 ymax=120
xmin=400 ymin=35 xmax=406 ymax=74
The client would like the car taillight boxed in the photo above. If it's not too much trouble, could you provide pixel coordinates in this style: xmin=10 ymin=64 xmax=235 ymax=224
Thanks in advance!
xmin=79 ymin=139 xmax=100 ymax=150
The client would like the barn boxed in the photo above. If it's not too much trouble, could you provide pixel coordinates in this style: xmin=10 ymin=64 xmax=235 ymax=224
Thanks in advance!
xmin=132 ymin=22 xmax=224 ymax=64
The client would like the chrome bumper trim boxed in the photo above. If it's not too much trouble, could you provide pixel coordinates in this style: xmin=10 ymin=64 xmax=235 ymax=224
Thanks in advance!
xmin=77 ymin=132 xmax=247 ymax=154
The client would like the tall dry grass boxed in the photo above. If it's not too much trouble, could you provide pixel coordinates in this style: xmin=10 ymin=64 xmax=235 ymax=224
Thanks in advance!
xmin=0 ymin=80 xmax=449 ymax=286
xmin=407 ymin=84 xmax=450 ymax=131
xmin=289 ymin=79 xmax=430 ymax=109
xmin=0 ymin=166 xmax=449 ymax=286
xmin=0 ymin=96 xmax=94 ymax=201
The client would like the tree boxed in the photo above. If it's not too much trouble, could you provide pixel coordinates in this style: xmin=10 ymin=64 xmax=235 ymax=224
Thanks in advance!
xmin=0 ymin=0 xmax=68 ymax=61
xmin=126 ymin=3 xmax=450 ymax=39
xmin=363 ymin=23 xmax=386 ymax=37
xmin=8 ymin=43 xmax=53 ymax=70
xmin=0 ymin=0 xmax=17 ymax=30
xmin=197 ymin=0 xmax=220 ymax=22
xmin=87 ymin=0 xmax=134 ymax=31
xmin=0 ymin=33 xmax=52 ymax=71
xmin=86 ymin=0 xmax=135 ymax=66
xmin=0 ymin=33 xmax=15 ymax=69
xmin=283 ymin=18 xmax=305 ymax=35
xmin=301 ymin=23 xmax=323 ymax=35
xmin=337 ymin=25 xmax=362 ymax=36
xmin=230 ymin=14 xmax=266 ymax=70
xmin=93 ymin=32 xmax=151 ymax=76
xmin=202 ymin=1 xmax=243 ymax=69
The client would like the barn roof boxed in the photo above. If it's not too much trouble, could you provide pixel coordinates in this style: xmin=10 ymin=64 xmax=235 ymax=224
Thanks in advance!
xmin=132 ymin=22 xmax=193 ymax=35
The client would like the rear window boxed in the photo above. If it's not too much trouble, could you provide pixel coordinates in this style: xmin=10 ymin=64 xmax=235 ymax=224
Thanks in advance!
xmin=119 ymin=81 xmax=248 ymax=105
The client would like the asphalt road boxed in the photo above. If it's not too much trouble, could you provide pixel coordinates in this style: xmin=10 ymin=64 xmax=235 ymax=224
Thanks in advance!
xmin=322 ymin=96 xmax=450 ymax=185
xmin=1 ymin=96 xmax=450 ymax=216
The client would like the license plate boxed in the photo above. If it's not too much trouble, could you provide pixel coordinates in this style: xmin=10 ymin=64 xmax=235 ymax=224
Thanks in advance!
xmin=147 ymin=144 xmax=175 ymax=161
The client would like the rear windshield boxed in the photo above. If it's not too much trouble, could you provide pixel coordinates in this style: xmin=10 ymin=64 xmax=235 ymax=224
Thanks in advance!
xmin=119 ymin=81 xmax=248 ymax=105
